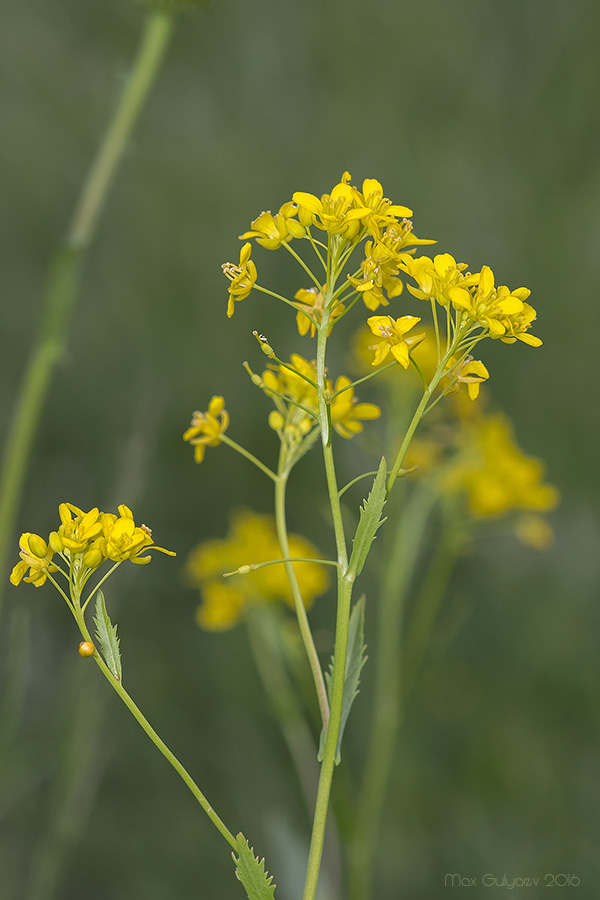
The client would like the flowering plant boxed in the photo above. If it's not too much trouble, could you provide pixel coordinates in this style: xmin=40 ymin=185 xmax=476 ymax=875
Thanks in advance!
xmin=11 ymin=173 xmax=556 ymax=900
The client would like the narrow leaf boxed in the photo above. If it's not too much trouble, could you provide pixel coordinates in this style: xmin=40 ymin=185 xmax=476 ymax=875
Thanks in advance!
xmin=347 ymin=457 xmax=387 ymax=579
xmin=93 ymin=590 xmax=122 ymax=682
xmin=233 ymin=833 xmax=276 ymax=900
xmin=318 ymin=596 xmax=368 ymax=764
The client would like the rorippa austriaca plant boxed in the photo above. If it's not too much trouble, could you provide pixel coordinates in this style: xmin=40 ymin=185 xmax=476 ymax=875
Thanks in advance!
xmin=11 ymin=173 xmax=556 ymax=900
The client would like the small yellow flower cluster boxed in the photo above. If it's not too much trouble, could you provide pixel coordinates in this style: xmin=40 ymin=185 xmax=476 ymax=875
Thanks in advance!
xmin=10 ymin=503 xmax=175 ymax=589
xmin=402 ymin=254 xmax=541 ymax=346
xmin=262 ymin=354 xmax=381 ymax=442
xmin=183 ymin=396 xmax=229 ymax=463
xmin=224 ymin=173 xmax=432 ymax=316
xmin=348 ymin=221 xmax=436 ymax=311
xmin=443 ymin=414 xmax=559 ymax=519
xmin=186 ymin=509 xmax=329 ymax=631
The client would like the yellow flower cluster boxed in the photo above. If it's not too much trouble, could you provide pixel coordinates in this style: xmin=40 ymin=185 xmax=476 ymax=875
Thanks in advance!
xmin=348 ymin=221 xmax=436 ymax=311
xmin=402 ymin=254 xmax=541 ymax=346
xmin=443 ymin=414 xmax=559 ymax=519
xmin=224 ymin=173 xmax=432 ymax=316
xmin=10 ymin=503 xmax=175 ymax=589
xmin=183 ymin=396 xmax=229 ymax=463
xmin=262 ymin=354 xmax=381 ymax=441
xmin=186 ymin=509 xmax=329 ymax=631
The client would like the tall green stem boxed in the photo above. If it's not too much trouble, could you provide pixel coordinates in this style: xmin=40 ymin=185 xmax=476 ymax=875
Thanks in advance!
xmin=0 ymin=10 xmax=174 ymax=614
xmin=302 ymin=302 xmax=354 ymax=900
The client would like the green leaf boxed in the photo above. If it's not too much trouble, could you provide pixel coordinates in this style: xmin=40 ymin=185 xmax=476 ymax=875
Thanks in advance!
xmin=233 ymin=833 xmax=276 ymax=900
xmin=347 ymin=456 xmax=387 ymax=579
xmin=93 ymin=590 xmax=122 ymax=683
xmin=318 ymin=596 xmax=368 ymax=764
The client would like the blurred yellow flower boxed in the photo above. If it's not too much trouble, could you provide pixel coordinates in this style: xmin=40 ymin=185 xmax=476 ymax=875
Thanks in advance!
xmin=183 ymin=396 xmax=229 ymax=463
xmin=443 ymin=414 xmax=559 ymax=519
xmin=447 ymin=356 xmax=490 ymax=401
xmin=294 ymin=287 xmax=345 ymax=338
xmin=186 ymin=509 xmax=330 ymax=631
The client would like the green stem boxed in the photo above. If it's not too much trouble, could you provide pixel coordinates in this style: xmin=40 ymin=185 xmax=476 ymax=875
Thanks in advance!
xmin=302 ymin=300 xmax=354 ymax=900
xmin=220 ymin=434 xmax=277 ymax=481
xmin=75 ymin=611 xmax=237 ymax=850
xmin=274 ymin=461 xmax=330 ymax=731
xmin=0 ymin=10 xmax=174 ymax=615
xmin=387 ymin=359 xmax=449 ymax=493
xmin=349 ymin=484 xmax=436 ymax=900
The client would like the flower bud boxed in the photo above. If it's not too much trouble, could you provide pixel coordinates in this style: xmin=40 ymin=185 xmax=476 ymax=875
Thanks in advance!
xmin=268 ymin=411 xmax=285 ymax=432
xmin=28 ymin=534 xmax=48 ymax=558
xmin=49 ymin=531 xmax=63 ymax=553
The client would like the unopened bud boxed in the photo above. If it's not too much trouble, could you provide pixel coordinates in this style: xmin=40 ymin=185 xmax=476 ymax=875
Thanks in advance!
xmin=253 ymin=331 xmax=275 ymax=358
xmin=28 ymin=534 xmax=48 ymax=558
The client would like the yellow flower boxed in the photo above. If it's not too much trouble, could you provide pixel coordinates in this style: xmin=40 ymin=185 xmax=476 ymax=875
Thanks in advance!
xmin=48 ymin=503 xmax=103 ymax=555
xmin=447 ymin=266 xmax=542 ymax=346
xmin=294 ymin=287 xmax=345 ymax=337
xmin=446 ymin=356 xmax=490 ymax=401
xmin=403 ymin=253 xmax=478 ymax=305
xmin=240 ymin=201 xmax=305 ymax=250
xmin=514 ymin=514 xmax=555 ymax=550
xmin=293 ymin=172 xmax=364 ymax=238
xmin=96 ymin=505 xmax=175 ymax=565
xmin=222 ymin=243 xmax=257 ymax=317
xmin=183 ymin=396 xmax=229 ymax=463
xmin=330 ymin=376 xmax=381 ymax=438
xmin=195 ymin=581 xmax=246 ymax=631
xmin=350 ymin=178 xmax=413 ymax=233
xmin=10 ymin=533 xmax=58 ymax=588
xmin=367 ymin=315 xmax=422 ymax=368
xmin=186 ymin=509 xmax=329 ymax=631
xmin=444 ymin=414 xmax=559 ymax=519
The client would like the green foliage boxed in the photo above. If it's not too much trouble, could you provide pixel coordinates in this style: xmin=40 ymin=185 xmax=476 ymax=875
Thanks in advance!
xmin=319 ymin=596 xmax=368 ymax=764
xmin=347 ymin=456 xmax=387 ymax=579
xmin=93 ymin=591 xmax=123 ymax=683
xmin=233 ymin=833 xmax=276 ymax=900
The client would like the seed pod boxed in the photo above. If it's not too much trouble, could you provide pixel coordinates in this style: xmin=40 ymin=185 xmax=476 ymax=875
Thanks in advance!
xmin=79 ymin=641 xmax=95 ymax=658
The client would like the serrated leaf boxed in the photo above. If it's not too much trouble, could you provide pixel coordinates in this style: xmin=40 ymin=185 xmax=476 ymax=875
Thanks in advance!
xmin=318 ymin=596 xmax=368 ymax=764
xmin=93 ymin=590 xmax=122 ymax=683
xmin=347 ymin=457 xmax=387 ymax=579
xmin=233 ymin=833 xmax=276 ymax=900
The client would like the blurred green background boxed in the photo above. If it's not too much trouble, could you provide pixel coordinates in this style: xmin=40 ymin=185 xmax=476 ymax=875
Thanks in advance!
xmin=1 ymin=0 xmax=599 ymax=898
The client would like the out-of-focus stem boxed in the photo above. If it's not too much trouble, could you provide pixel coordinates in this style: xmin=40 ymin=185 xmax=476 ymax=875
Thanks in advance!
xmin=0 ymin=10 xmax=174 ymax=615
